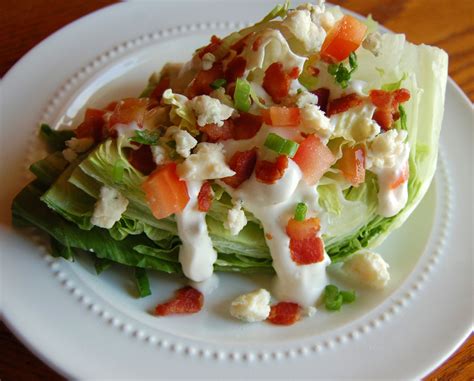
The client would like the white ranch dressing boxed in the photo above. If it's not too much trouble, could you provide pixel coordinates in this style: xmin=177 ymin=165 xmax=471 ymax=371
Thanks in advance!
xmin=220 ymin=160 xmax=330 ymax=307
xmin=175 ymin=180 xmax=217 ymax=282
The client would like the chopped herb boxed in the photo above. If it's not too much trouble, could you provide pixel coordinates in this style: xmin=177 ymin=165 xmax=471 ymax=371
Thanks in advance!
xmin=340 ymin=290 xmax=356 ymax=304
xmin=210 ymin=78 xmax=227 ymax=89
xmin=294 ymin=203 xmax=308 ymax=221
xmin=324 ymin=284 xmax=356 ymax=311
xmin=134 ymin=268 xmax=151 ymax=298
xmin=130 ymin=130 xmax=160 ymax=145
xmin=327 ymin=52 xmax=358 ymax=89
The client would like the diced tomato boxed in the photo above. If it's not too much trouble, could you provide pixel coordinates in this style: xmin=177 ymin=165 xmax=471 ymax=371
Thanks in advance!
xmin=225 ymin=56 xmax=247 ymax=83
xmin=185 ymin=63 xmax=225 ymax=98
xmin=390 ymin=163 xmax=409 ymax=189
xmin=150 ymin=76 xmax=170 ymax=101
xmin=75 ymin=108 xmax=107 ymax=142
xmin=290 ymin=236 xmax=325 ymax=265
xmin=201 ymin=119 xmax=235 ymax=142
xmin=197 ymin=181 xmax=214 ymax=212
xmin=109 ymin=98 xmax=149 ymax=128
xmin=339 ymin=145 xmax=366 ymax=186
xmin=142 ymin=163 xmax=189 ymax=219
xmin=197 ymin=35 xmax=222 ymax=58
xmin=222 ymin=149 xmax=258 ymax=188
xmin=327 ymin=93 xmax=363 ymax=116
xmin=128 ymin=145 xmax=156 ymax=175
xmin=155 ymin=286 xmax=204 ymax=316
xmin=267 ymin=302 xmax=301 ymax=325
xmin=312 ymin=87 xmax=330 ymax=113
xmin=292 ymin=134 xmax=335 ymax=185
xmin=232 ymin=112 xmax=263 ymax=140
xmin=286 ymin=217 xmax=321 ymax=240
xmin=262 ymin=62 xmax=296 ymax=103
xmin=261 ymin=106 xmax=301 ymax=127
xmin=255 ymin=155 xmax=288 ymax=184
xmin=320 ymin=15 xmax=367 ymax=63
xmin=369 ymin=88 xmax=411 ymax=130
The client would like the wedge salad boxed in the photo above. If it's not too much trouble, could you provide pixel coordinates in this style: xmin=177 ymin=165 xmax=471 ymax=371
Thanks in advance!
xmin=12 ymin=1 xmax=448 ymax=325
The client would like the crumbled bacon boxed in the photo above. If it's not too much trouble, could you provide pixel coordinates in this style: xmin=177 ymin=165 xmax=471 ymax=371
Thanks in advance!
xmin=109 ymin=98 xmax=149 ymax=128
xmin=201 ymin=119 xmax=235 ymax=142
xmin=232 ymin=112 xmax=263 ymax=140
xmin=155 ymin=286 xmax=204 ymax=316
xmin=230 ymin=33 xmax=253 ymax=55
xmin=263 ymin=62 xmax=296 ymax=103
xmin=150 ymin=76 xmax=170 ymax=101
xmin=255 ymin=155 xmax=288 ymax=184
xmin=312 ymin=88 xmax=330 ymax=113
xmin=286 ymin=217 xmax=324 ymax=265
xmin=369 ymin=88 xmax=411 ymax=130
xmin=327 ymin=93 xmax=363 ymax=116
xmin=197 ymin=181 xmax=214 ymax=212
xmin=128 ymin=145 xmax=156 ymax=175
xmin=185 ymin=63 xmax=225 ymax=98
xmin=252 ymin=36 xmax=263 ymax=51
xmin=222 ymin=149 xmax=258 ymax=188
xmin=286 ymin=217 xmax=321 ymax=241
xmin=267 ymin=302 xmax=301 ymax=325
xmin=75 ymin=108 xmax=107 ymax=142
xmin=225 ymin=56 xmax=247 ymax=83
xmin=197 ymin=35 xmax=222 ymax=59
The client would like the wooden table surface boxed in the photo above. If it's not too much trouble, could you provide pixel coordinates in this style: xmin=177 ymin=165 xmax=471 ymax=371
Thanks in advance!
xmin=0 ymin=1 xmax=472 ymax=380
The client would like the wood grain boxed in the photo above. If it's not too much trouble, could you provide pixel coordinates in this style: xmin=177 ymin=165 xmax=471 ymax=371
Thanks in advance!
xmin=0 ymin=1 xmax=472 ymax=380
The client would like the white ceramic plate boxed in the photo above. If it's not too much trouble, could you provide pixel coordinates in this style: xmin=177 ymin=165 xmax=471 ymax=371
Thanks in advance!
xmin=1 ymin=1 xmax=472 ymax=379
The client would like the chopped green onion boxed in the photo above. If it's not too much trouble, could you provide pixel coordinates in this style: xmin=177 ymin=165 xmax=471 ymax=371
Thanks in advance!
xmin=264 ymin=133 xmax=300 ymax=157
xmin=398 ymin=105 xmax=407 ymax=131
xmin=210 ymin=78 xmax=227 ymax=89
xmin=134 ymin=268 xmax=151 ymax=298
xmin=130 ymin=129 xmax=160 ymax=145
xmin=327 ymin=52 xmax=359 ymax=89
xmin=340 ymin=290 xmax=356 ymax=304
xmin=324 ymin=284 xmax=357 ymax=311
xmin=112 ymin=159 xmax=126 ymax=183
xmin=95 ymin=257 xmax=112 ymax=275
xmin=233 ymin=78 xmax=252 ymax=112
xmin=294 ymin=202 xmax=308 ymax=221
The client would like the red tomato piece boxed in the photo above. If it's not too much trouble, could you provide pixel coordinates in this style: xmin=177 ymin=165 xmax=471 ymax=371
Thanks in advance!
xmin=197 ymin=35 xmax=222 ymax=58
xmin=327 ymin=93 xmax=364 ymax=116
xmin=142 ymin=163 xmax=189 ymax=219
xmin=390 ymin=163 xmax=409 ymax=189
xmin=109 ymin=98 xmax=149 ymax=128
xmin=255 ymin=155 xmax=288 ymax=184
xmin=222 ymin=149 xmax=258 ymax=188
xmin=225 ymin=56 xmax=247 ymax=83
xmin=185 ymin=63 xmax=225 ymax=98
xmin=339 ymin=146 xmax=366 ymax=186
xmin=155 ymin=286 xmax=204 ymax=316
xmin=197 ymin=181 xmax=214 ymax=212
xmin=290 ymin=236 xmax=325 ymax=265
xmin=292 ymin=134 xmax=335 ymax=185
xmin=150 ymin=76 xmax=170 ymax=101
xmin=286 ymin=217 xmax=321 ymax=240
xmin=201 ymin=119 xmax=235 ymax=142
xmin=263 ymin=62 xmax=295 ymax=103
xmin=267 ymin=302 xmax=301 ymax=325
xmin=312 ymin=87 xmax=330 ymax=113
xmin=320 ymin=15 xmax=367 ymax=63
xmin=128 ymin=145 xmax=156 ymax=175
xmin=75 ymin=108 xmax=107 ymax=142
xmin=232 ymin=112 xmax=263 ymax=140
xmin=261 ymin=106 xmax=301 ymax=127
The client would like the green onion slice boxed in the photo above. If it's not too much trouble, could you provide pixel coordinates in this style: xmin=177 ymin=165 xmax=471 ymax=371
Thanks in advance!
xmin=210 ymin=78 xmax=227 ymax=89
xmin=233 ymin=78 xmax=252 ymax=112
xmin=264 ymin=133 xmax=299 ymax=158
xmin=294 ymin=203 xmax=308 ymax=221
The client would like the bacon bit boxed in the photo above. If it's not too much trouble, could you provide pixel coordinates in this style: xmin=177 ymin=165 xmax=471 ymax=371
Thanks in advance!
xmin=263 ymin=62 xmax=294 ymax=103
xmin=369 ymin=88 xmax=411 ymax=130
xmin=198 ymin=35 xmax=222 ymax=59
xmin=309 ymin=67 xmax=320 ymax=76
xmin=286 ymin=217 xmax=321 ymax=240
xmin=232 ymin=112 xmax=263 ymax=140
xmin=290 ymin=236 xmax=325 ymax=265
xmin=225 ymin=81 xmax=236 ymax=97
xmin=128 ymin=145 xmax=156 ymax=175
xmin=75 ymin=108 xmax=107 ymax=142
xmin=185 ymin=63 xmax=225 ymax=98
xmin=255 ymin=155 xmax=288 ymax=184
xmin=201 ymin=119 xmax=235 ymax=142
xmin=288 ymin=67 xmax=300 ymax=79
xmin=252 ymin=36 xmax=263 ymax=51
xmin=230 ymin=33 xmax=253 ymax=55
xmin=312 ymin=88 xmax=330 ymax=113
xmin=225 ymin=56 xmax=247 ymax=83
xmin=265 ymin=233 xmax=273 ymax=240
xmin=155 ymin=286 xmax=204 ymax=316
xmin=267 ymin=302 xmax=301 ymax=325
xmin=105 ymin=101 xmax=118 ymax=111
xmin=327 ymin=93 xmax=363 ymax=116
xmin=150 ymin=76 xmax=170 ymax=101
xmin=222 ymin=149 xmax=258 ymax=188
xmin=390 ymin=164 xmax=409 ymax=189
xmin=109 ymin=98 xmax=149 ymax=128
xmin=197 ymin=181 xmax=214 ymax=212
